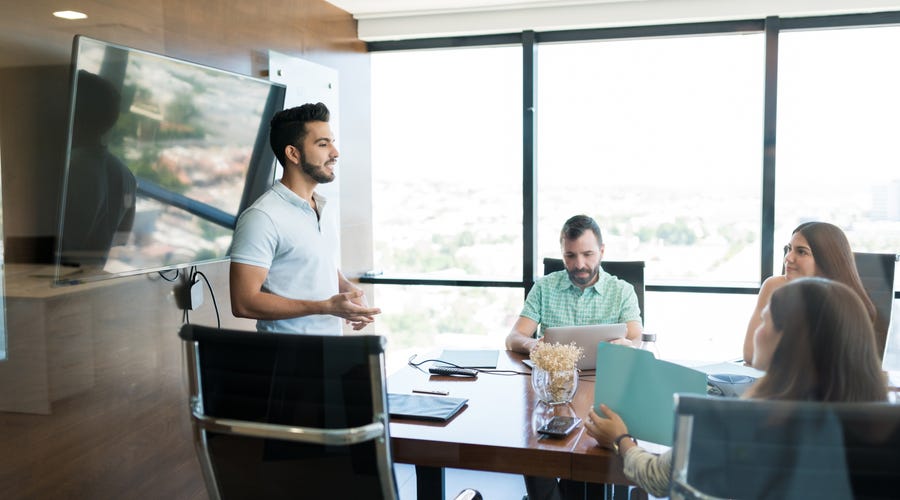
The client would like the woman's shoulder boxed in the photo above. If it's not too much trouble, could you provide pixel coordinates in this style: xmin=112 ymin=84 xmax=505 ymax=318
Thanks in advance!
xmin=761 ymin=275 xmax=788 ymax=292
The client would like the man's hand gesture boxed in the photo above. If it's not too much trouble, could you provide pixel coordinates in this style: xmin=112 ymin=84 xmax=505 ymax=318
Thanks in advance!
xmin=327 ymin=289 xmax=380 ymax=330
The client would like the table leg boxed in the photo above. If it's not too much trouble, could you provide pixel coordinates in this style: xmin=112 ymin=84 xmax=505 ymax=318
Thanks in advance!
xmin=415 ymin=465 xmax=444 ymax=500
xmin=558 ymin=480 xmax=605 ymax=499
xmin=560 ymin=480 xmax=629 ymax=500
xmin=603 ymin=483 xmax=631 ymax=499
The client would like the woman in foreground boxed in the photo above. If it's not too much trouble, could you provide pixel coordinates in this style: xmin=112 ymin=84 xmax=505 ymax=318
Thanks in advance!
xmin=584 ymin=277 xmax=887 ymax=497
xmin=742 ymin=221 xmax=876 ymax=364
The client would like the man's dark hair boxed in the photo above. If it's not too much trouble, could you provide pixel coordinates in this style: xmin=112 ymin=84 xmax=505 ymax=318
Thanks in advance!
xmin=269 ymin=102 xmax=330 ymax=167
xmin=560 ymin=214 xmax=603 ymax=245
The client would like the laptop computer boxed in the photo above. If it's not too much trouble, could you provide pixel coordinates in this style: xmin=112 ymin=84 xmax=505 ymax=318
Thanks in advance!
xmin=542 ymin=323 xmax=627 ymax=370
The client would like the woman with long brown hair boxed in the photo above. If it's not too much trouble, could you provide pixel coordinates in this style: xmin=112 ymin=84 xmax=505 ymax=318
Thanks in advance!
xmin=745 ymin=276 xmax=885 ymax=401
xmin=585 ymin=277 xmax=887 ymax=497
xmin=742 ymin=221 xmax=877 ymax=364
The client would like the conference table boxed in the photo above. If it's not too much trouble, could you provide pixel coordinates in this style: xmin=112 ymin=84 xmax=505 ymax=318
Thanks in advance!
xmin=388 ymin=350 xmax=635 ymax=500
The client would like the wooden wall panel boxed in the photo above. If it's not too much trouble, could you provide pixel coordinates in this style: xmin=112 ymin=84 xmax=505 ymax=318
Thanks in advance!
xmin=0 ymin=0 xmax=369 ymax=498
xmin=161 ymin=0 xmax=364 ymax=76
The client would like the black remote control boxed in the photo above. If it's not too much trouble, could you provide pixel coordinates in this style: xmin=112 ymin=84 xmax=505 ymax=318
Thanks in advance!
xmin=428 ymin=366 xmax=478 ymax=378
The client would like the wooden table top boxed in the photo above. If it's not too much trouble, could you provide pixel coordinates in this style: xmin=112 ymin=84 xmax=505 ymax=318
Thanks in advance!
xmin=387 ymin=350 xmax=631 ymax=485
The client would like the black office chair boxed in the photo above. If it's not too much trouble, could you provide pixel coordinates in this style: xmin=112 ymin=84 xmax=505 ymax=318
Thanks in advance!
xmin=669 ymin=394 xmax=900 ymax=500
xmin=542 ymin=257 xmax=646 ymax=323
xmin=179 ymin=324 xmax=480 ymax=500
xmin=853 ymin=252 xmax=897 ymax=357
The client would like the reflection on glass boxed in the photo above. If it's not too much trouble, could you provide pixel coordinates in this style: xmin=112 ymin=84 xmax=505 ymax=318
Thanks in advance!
xmin=55 ymin=36 xmax=284 ymax=284
xmin=537 ymin=34 xmax=765 ymax=284
xmin=60 ymin=70 xmax=136 ymax=272
xmin=371 ymin=46 xmax=522 ymax=280
xmin=0 ymin=150 xmax=5 ymax=360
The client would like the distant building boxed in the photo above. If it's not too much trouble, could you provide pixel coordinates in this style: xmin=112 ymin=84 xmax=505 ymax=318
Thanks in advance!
xmin=872 ymin=179 xmax=900 ymax=220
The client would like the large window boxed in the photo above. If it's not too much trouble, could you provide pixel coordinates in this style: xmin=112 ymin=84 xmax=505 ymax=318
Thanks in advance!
xmin=644 ymin=291 xmax=757 ymax=362
xmin=367 ymin=18 xmax=899 ymax=367
xmin=775 ymin=25 xmax=900 ymax=371
xmin=374 ymin=285 xmax=523 ymax=372
xmin=370 ymin=46 xmax=523 ymax=281
xmin=537 ymin=34 xmax=765 ymax=284
xmin=776 ymin=26 xmax=900 ymax=264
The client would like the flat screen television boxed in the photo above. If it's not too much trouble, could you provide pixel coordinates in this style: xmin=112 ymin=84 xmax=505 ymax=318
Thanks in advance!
xmin=54 ymin=35 xmax=286 ymax=285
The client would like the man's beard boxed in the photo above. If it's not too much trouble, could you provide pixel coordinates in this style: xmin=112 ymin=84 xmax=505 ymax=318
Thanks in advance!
xmin=300 ymin=154 xmax=335 ymax=184
xmin=567 ymin=263 xmax=599 ymax=287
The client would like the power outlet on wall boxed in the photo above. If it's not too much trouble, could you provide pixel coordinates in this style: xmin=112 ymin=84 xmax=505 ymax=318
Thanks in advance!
xmin=188 ymin=280 xmax=204 ymax=310
xmin=175 ymin=280 xmax=204 ymax=310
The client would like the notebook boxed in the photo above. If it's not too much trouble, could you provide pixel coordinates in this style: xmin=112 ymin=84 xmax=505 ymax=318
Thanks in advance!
xmin=542 ymin=323 xmax=627 ymax=370
xmin=594 ymin=343 xmax=708 ymax=445
xmin=387 ymin=393 xmax=469 ymax=422
xmin=438 ymin=349 xmax=499 ymax=368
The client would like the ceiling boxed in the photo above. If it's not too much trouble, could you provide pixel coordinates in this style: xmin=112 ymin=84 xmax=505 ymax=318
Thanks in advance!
xmin=324 ymin=0 xmax=636 ymax=18
xmin=324 ymin=0 xmax=900 ymax=41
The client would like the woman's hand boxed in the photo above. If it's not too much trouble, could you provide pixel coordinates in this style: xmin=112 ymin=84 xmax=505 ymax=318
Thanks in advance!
xmin=583 ymin=403 xmax=629 ymax=449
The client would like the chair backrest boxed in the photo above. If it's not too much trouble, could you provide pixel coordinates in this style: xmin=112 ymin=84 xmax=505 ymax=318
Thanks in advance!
xmin=179 ymin=324 xmax=397 ymax=500
xmin=853 ymin=252 xmax=897 ymax=357
xmin=670 ymin=394 xmax=900 ymax=500
xmin=542 ymin=257 xmax=646 ymax=323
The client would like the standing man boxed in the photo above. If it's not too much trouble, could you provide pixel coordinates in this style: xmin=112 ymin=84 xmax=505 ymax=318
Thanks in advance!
xmin=230 ymin=102 xmax=380 ymax=334
xmin=506 ymin=214 xmax=642 ymax=352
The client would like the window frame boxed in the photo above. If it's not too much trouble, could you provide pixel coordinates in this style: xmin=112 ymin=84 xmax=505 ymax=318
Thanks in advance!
xmin=363 ymin=12 xmax=900 ymax=302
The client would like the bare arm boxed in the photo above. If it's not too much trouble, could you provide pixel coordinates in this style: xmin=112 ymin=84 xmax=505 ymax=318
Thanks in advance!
xmin=743 ymin=276 xmax=785 ymax=364
xmin=505 ymin=316 xmax=540 ymax=354
xmin=230 ymin=261 xmax=381 ymax=323
xmin=624 ymin=320 xmax=642 ymax=343
xmin=337 ymin=270 xmax=358 ymax=294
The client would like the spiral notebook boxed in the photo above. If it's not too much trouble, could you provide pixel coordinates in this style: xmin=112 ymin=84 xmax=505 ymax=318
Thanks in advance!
xmin=387 ymin=393 xmax=469 ymax=422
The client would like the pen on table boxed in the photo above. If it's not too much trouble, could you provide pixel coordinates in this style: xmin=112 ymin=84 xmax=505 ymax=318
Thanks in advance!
xmin=412 ymin=388 xmax=449 ymax=396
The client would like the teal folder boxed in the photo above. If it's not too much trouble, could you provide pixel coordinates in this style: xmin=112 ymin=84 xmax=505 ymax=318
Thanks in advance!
xmin=594 ymin=343 xmax=707 ymax=446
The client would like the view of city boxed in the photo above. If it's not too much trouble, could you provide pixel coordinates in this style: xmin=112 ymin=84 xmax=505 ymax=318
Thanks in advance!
xmin=369 ymin=28 xmax=900 ymax=372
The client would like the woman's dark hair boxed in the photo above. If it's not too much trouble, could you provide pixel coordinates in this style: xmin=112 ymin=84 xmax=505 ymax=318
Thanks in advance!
xmin=790 ymin=221 xmax=879 ymax=337
xmin=269 ymin=102 xmax=330 ymax=167
xmin=745 ymin=277 xmax=886 ymax=402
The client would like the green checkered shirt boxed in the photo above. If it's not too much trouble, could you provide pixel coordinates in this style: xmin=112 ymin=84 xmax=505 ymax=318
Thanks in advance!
xmin=521 ymin=270 xmax=641 ymax=338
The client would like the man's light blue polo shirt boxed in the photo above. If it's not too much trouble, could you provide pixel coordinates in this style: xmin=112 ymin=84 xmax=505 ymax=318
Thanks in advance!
xmin=230 ymin=181 xmax=342 ymax=334
xmin=520 ymin=269 xmax=641 ymax=338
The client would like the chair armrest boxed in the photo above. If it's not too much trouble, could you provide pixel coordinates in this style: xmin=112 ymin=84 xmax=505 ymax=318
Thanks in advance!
xmin=452 ymin=489 xmax=483 ymax=500
xmin=192 ymin=404 xmax=386 ymax=446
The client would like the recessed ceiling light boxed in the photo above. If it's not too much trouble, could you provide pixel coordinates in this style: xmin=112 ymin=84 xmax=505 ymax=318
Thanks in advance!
xmin=53 ymin=10 xmax=88 ymax=20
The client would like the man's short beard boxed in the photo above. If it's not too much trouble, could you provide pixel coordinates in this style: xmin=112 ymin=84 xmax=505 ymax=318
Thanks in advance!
xmin=300 ymin=151 xmax=335 ymax=183
xmin=567 ymin=264 xmax=599 ymax=287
